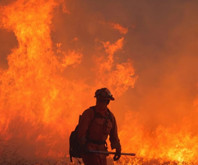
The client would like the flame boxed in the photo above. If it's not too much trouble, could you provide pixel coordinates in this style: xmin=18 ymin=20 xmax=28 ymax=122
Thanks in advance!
xmin=0 ymin=0 xmax=198 ymax=165
xmin=109 ymin=23 xmax=128 ymax=35
xmin=0 ymin=0 xmax=136 ymax=163
xmin=117 ymin=112 xmax=198 ymax=164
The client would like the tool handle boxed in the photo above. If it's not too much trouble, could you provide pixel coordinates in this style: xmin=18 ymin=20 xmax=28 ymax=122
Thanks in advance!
xmin=88 ymin=150 xmax=136 ymax=156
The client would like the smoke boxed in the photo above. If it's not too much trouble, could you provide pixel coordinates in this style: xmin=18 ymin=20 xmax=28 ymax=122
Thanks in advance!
xmin=51 ymin=0 xmax=198 ymax=125
xmin=1 ymin=0 xmax=198 ymax=164
xmin=51 ymin=0 xmax=198 ymax=162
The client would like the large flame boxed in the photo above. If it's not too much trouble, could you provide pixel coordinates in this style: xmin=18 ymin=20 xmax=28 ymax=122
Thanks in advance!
xmin=0 ymin=0 xmax=136 ymax=163
xmin=0 ymin=0 xmax=198 ymax=165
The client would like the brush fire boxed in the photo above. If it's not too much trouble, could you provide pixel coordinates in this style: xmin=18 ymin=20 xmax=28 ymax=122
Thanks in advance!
xmin=0 ymin=0 xmax=198 ymax=165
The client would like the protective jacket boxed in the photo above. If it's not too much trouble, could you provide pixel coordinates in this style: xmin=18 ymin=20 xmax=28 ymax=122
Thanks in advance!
xmin=77 ymin=106 xmax=121 ymax=165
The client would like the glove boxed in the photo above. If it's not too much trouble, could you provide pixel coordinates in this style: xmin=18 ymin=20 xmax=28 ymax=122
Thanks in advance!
xmin=113 ymin=148 xmax=121 ymax=161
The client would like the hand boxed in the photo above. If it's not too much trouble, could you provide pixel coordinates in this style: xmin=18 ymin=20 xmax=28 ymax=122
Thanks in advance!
xmin=113 ymin=148 xmax=121 ymax=161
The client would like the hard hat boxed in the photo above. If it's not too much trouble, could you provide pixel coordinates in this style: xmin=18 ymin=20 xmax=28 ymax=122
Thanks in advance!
xmin=94 ymin=88 xmax=115 ymax=101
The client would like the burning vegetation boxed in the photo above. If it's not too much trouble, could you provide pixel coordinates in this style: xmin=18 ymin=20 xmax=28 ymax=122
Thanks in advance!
xmin=0 ymin=0 xmax=198 ymax=164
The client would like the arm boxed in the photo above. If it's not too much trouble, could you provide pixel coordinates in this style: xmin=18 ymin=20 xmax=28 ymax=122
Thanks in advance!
xmin=109 ymin=114 xmax=121 ymax=150
xmin=109 ymin=114 xmax=121 ymax=161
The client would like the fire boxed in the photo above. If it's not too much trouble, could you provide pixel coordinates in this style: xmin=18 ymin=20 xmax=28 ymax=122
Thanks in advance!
xmin=109 ymin=23 xmax=128 ymax=35
xmin=0 ymin=0 xmax=198 ymax=165
xmin=0 ymin=0 xmax=136 ymax=163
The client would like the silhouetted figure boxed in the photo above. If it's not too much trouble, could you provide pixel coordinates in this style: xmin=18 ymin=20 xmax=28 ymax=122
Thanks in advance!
xmin=77 ymin=88 xmax=121 ymax=165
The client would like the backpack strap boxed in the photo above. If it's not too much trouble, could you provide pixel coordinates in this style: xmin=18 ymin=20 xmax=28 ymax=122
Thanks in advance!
xmin=107 ymin=108 xmax=113 ymax=122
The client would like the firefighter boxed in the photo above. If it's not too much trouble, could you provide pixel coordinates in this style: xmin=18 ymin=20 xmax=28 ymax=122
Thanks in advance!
xmin=77 ymin=88 xmax=121 ymax=165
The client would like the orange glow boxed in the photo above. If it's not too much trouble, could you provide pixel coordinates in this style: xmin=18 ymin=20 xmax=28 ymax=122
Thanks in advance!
xmin=110 ymin=23 xmax=128 ymax=35
xmin=0 ymin=0 xmax=136 ymax=162
xmin=0 ymin=0 xmax=198 ymax=164
xmin=118 ymin=112 xmax=198 ymax=164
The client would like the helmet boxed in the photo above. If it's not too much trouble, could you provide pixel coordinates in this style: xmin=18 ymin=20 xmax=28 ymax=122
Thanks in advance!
xmin=94 ymin=88 xmax=115 ymax=101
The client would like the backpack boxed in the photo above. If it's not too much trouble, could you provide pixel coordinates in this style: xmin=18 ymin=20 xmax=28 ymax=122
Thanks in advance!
xmin=69 ymin=115 xmax=82 ymax=162
xmin=69 ymin=107 xmax=113 ymax=162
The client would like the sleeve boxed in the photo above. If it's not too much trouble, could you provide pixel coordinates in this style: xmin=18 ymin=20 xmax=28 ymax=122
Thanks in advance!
xmin=77 ymin=108 xmax=93 ymax=145
xmin=109 ymin=113 xmax=121 ymax=151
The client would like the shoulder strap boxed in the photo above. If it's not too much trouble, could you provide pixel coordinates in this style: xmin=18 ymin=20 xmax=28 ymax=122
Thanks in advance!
xmin=107 ymin=108 xmax=114 ymax=122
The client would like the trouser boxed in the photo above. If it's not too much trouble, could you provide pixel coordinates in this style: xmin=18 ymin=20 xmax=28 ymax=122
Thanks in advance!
xmin=82 ymin=142 xmax=107 ymax=165
xmin=82 ymin=153 xmax=107 ymax=165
